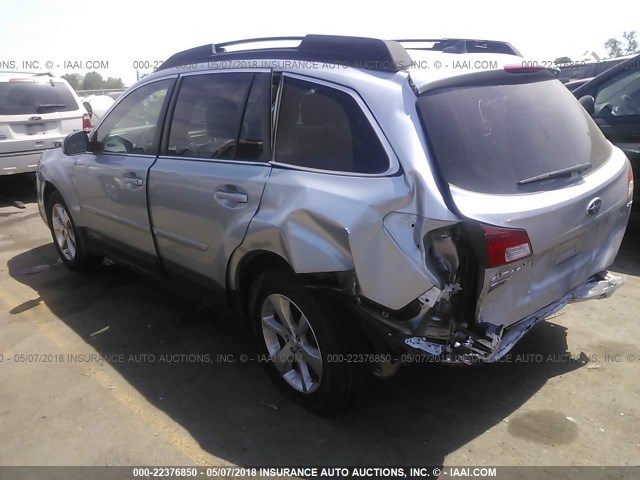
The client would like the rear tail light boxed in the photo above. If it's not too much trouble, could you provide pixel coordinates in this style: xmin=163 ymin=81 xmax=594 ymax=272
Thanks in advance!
xmin=627 ymin=159 xmax=635 ymax=202
xmin=480 ymin=224 xmax=532 ymax=268
xmin=82 ymin=113 xmax=92 ymax=132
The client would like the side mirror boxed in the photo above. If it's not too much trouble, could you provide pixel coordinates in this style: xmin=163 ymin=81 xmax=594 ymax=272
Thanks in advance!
xmin=578 ymin=95 xmax=595 ymax=115
xmin=83 ymin=101 xmax=93 ymax=119
xmin=63 ymin=131 xmax=89 ymax=155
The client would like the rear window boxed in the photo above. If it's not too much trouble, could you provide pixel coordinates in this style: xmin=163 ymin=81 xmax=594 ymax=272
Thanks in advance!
xmin=0 ymin=81 xmax=79 ymax=115
xmin=418 ymin=79 xmax=611 ymax=194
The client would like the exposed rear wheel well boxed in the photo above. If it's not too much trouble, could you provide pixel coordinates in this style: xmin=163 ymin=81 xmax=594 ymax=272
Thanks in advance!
xmin=232 ymin=250 xmax=295 ymax=315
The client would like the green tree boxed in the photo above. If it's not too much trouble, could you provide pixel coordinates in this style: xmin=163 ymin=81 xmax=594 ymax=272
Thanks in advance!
xmin=623 ymin=31 xmax=639 ymax=54
xmin=604 ymin=38 xmax=624 ymax=57
xmin=605 ymin=31 xmax=639 ymax=57
xmin=61 ymin=73 xmax=83 ymax=91
xmin=554 ymin=56 xmax=572 ymax=65
xmin=82 ymin=71 xmax=104 ymax=90
xmin=61 ymin=71 xmax=125 ymax=90
xmin=103 ymin=77 xmax=125 ymax=89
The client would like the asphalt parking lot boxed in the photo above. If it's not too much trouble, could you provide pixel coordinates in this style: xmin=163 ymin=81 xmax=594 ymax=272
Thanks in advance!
xmin=1 ymin=173 xmax=639 ymax=469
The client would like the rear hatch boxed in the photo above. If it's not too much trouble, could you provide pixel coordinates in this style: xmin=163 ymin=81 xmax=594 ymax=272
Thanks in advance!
xmin=417 ymin=69 xmax=631 ymax=328
xmin=0 ymin=78 xmax=83 ymax=155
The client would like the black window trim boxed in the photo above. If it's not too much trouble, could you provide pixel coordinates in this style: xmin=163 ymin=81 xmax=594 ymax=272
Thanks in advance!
xmin=88 ymin=76 xmax=178 ymax=159
xmin=270 ymin=72 xmax=399 ymax=177
xmin=157 ymin=68 xmax=274 ymax=166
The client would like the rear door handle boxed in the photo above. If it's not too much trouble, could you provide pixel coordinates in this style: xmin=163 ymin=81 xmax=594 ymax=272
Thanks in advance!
xmin=123 ymin=172 xmax=143 ymax=187
xmin=215 ymin=190 xmax=248 ymax=203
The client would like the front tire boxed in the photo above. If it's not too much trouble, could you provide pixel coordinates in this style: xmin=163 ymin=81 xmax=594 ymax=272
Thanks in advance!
xmin=46 ymin=191 xmax=101 ymax=271
xmin=249 ymin=269 xmax=362 ymax=414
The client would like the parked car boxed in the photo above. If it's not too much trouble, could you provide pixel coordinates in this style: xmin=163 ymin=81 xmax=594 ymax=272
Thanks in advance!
xmin=80 ymin=94 xmax=115 ymax=125
xmin=37 ymin=35 xmax=632 ymax=414
xmin=0 ymin=72 xmax=90 ymax=175
xmin=557 ymin=56 xmax=630 ymax=83
xmin=572 ymin=54 xmax=640 ymax=205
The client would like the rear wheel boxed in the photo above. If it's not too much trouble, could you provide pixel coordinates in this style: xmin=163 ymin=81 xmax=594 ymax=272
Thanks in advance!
xmin=47 ymin=191 xmax=101 ymax=271
xmin=250 ymin=269 xmax=362 ymax=414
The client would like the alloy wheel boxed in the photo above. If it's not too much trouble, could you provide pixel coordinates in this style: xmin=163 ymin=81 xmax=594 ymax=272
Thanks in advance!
xmin=260 ymin=293 xmax=323 ymax=394
xmin=51 ymin=203 xmax=76 ymax=261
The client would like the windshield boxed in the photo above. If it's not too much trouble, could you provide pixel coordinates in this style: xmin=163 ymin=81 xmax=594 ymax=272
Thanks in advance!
xmin=417 ymin=78 xmax=611 ymax=194
xmin=0 ymin=81 xmax=79 ymax=115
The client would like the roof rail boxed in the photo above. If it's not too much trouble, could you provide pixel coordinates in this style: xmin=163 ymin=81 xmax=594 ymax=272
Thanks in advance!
xmin=396 ymin=38 xmax=522 ymax=57
xmin=0 ymin=71 xmax=54 ymax=77
xmin=213 ymin=36 xmax=304 ymax=53
xmin=158 ymin=34 xmax=414 ymax=73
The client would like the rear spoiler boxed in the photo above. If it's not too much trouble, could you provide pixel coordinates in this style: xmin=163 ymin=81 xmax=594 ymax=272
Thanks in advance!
xmin=414 ymin=65 xmax=560 ymax=95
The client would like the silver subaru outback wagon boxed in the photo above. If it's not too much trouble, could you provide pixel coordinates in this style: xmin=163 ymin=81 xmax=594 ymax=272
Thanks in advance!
xmin=36 ymin=35 xmax=633 ymax=414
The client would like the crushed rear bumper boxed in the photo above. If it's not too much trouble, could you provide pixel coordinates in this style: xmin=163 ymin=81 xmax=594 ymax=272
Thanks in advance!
xmin=380 ymin=271 xmax=624 ymax=364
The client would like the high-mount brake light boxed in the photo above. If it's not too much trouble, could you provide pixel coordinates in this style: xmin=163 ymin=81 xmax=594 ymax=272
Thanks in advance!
xmin=503 ymin=63 xmax=546 ymax=74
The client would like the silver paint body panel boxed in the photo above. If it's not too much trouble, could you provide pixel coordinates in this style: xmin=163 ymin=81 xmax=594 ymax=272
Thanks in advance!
xmin=37 ymin=56 xmax=631 ymax=331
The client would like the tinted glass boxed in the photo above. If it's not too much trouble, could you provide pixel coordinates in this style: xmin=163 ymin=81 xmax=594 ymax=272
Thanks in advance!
xmin=418 ymin=79 xmax=611 ymax=194
xmin=167 ymin=73 xmax=255 ymax=160
xmin=593 ymin=59 xmax=624 ymax=76
xmin=275 ymin=77 xmax=389 ymax=174
xmin=558 ymin=65 xmax=588 ymax=82
xmin=94 ymin=79 xmax=171 ymax=155
xmin=0 ymin=81 xmax=78 ymax=115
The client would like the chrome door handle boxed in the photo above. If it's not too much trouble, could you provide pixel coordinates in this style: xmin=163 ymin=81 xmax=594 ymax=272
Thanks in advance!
xmin=215 ymin=190 xmax=248 ymax=203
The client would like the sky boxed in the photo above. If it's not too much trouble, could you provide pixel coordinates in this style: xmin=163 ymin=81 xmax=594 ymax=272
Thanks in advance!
xmin=1 ymin=0 xmax=639 ymax=86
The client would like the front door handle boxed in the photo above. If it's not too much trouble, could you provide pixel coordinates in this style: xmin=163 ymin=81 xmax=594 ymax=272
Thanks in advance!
xmin=215 ymin=190 xmax=248 ymax=203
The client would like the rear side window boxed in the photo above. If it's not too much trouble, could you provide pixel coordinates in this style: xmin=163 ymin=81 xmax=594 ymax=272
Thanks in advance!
xmin=0 ymin=81 xmax=78 ymax=115
xmin=275 ymin=77 xmax=389 ymax=174
xmin=418 ymin=79 xmax=611 ymax=194
xmin=167 ymin=72 xmax=270 ymax=161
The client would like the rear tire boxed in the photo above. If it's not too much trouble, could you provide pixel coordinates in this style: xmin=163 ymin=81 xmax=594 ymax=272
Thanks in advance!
xmin=46 ymin=191 xmax=101 ymax=271
xmin=249 ymin=269 xmax=362 ymax=415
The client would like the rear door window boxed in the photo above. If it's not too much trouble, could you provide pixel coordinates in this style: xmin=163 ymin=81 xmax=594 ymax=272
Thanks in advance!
xmin=0 ymin=81 xmax=78 ymax=115
xmin=417 ymin=78 xmax=611 ymax=194
xmin=167 ymin=72 xmax=270 ymax=161
xmin=274 ymin=77 xmax=389 ymax=174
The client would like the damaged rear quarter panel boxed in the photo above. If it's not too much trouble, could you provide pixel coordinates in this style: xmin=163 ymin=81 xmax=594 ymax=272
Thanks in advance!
xmin=229 ymin=168 xmax=436 ymax=310
xmin=228 ymin=72 xmax=462 ymax=311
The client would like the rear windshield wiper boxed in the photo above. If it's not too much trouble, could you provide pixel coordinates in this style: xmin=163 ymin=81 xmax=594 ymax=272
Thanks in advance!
xmin=517 ymin=163 xmax=592 ymax=185
xmin=36 ymin=104 xmax=66 ymax=112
